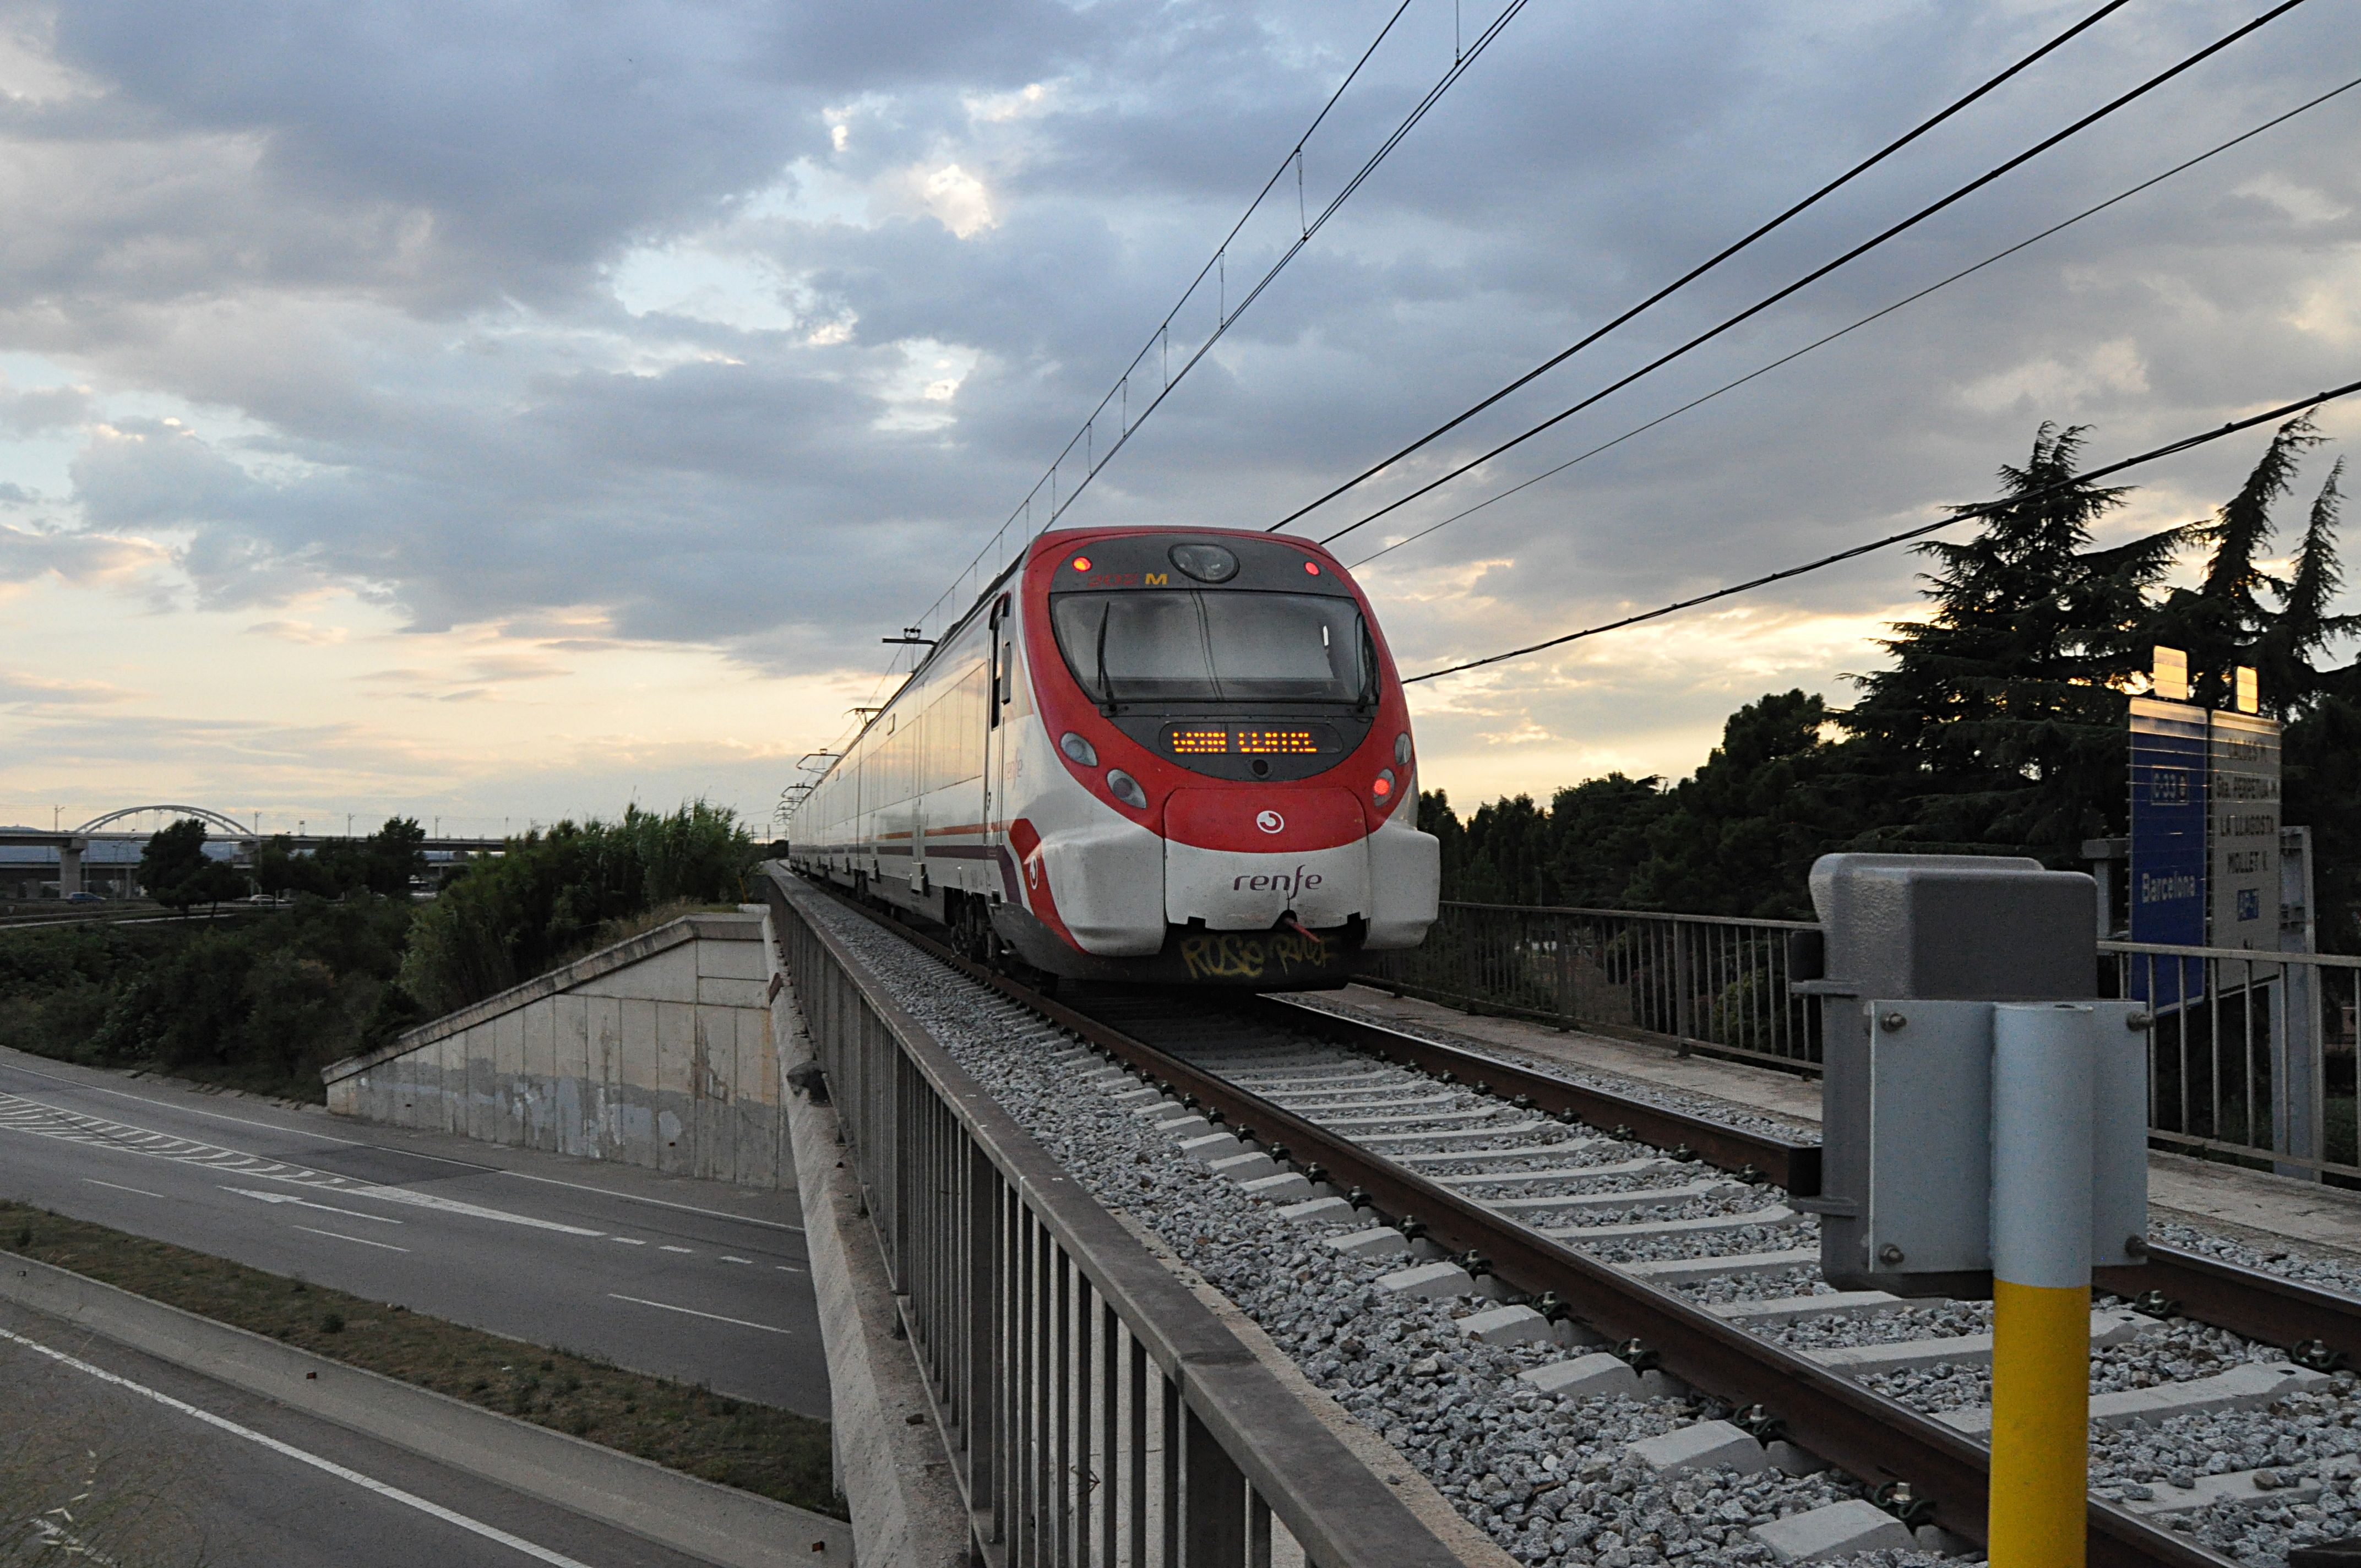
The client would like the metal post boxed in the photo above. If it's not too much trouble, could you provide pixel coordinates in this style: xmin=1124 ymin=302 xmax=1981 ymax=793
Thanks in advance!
xmin=1989 ymin=1001 xmax=2096 ymax=1568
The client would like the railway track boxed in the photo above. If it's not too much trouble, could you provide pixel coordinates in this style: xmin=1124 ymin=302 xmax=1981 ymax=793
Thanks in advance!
xmin=825 ymin=885 xmax=2361 ymax=1567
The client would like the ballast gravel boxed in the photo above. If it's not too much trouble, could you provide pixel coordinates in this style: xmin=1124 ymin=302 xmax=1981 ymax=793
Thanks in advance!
xmin=805 ymin=899 xmax=1936 ymax=1568
xmin=805 ymin=896 xmax=2360 ymax=1566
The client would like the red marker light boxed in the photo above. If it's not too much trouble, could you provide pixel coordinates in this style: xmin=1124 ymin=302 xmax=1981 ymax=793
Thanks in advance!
xmin=1304 ymin=560 xmax=1321 ymax=575
xmin=1072 ymin=556 xmax=1091 ymax=572
xmin=1372 ymin=776 xmax=1392 ymax=797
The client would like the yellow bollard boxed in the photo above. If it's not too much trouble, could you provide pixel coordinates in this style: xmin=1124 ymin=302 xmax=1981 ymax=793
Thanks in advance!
xmin=1988 ymin=1280 xmax=2091 ymax=1568
xmin=1988 ymin=1003 xmax=2097 ymax=1568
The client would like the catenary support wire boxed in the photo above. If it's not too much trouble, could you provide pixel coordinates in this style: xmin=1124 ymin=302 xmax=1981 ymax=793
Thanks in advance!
xmin=1267 ymin=0 xmax=2137 ymax=536
xmin=1309 ymin=0 xmax=2318 ymax=549
xmin=1402 ymin=378 xmax=2361 ymax=684
xmin=1347 ymin=74 xmax=2361 ymax=571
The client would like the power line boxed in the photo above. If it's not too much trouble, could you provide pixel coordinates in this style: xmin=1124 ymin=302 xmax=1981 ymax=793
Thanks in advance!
xmin=1265 ymin=0 xmax=2136 ymax=536
xmin=1401 ymin=378 xmax=2361 ymax=685
xmin=1348 ymin=73 xmax=2361 ymax=573
xmin=905 ymin=0 xmax=1532 ymax=647
xmin=1313 ymin=0 xmax=2318 ymax=550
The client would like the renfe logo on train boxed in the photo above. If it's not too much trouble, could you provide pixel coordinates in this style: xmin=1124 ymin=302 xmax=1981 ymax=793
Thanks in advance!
xmin=1254 ymin=810 xmax=1284 ymax=834
xmin=1233 ymin=865 xmax=1323 ymax=895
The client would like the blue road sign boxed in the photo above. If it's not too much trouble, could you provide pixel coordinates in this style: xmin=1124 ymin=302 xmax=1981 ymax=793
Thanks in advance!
xmin=2129 ymin=696 xmax=2207 ymax=1005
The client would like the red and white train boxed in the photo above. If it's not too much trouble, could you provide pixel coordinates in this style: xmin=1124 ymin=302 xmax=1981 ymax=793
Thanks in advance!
xmin=788 ymin=527 xmax=1439 ymax=987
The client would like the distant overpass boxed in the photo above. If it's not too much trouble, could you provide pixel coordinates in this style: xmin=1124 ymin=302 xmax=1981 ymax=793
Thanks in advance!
xmin=0 ymin=805 xmax=507 ymax=896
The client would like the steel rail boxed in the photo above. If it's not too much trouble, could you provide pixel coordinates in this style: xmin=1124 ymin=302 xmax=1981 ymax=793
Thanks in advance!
xmin=817 ymin=885 xmax=2238 ymax=1567
xmin=1252 ymin=995 xmax=2361 ymax=1371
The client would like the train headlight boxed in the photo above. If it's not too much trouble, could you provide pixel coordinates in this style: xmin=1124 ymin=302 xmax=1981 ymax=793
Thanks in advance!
xmin=1059 ymin=732 xmax=1099 ymax=767
xmin=1394 ymin=732 xmax=1412 ymax=767
xmin=1372 ymin=769 xmax=1396 ymax=803
xmin=1106 ymin=769 xmax=1148 ymax=809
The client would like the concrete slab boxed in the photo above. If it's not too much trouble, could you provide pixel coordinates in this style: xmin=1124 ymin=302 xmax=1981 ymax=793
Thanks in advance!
xmin=1238 ymin=1172 xmax=1314 ymax=1202
xmin=1327 ymin=1228 xmax=1411 ymax=1261
xmin=1487 ymin=1180 xmax=1741 ymax=1217
xmin=1752 ymin=1499 xmax=1912 ymax=1562
xmin=1545 ymin=1207 xmax=1798 ymax=1242
xmin=1517 ymin=1353 xmax=1641 ymax=1401
xmin=2120 ymin=1468 xmax=2325 ymax=1517
xmin=1179 ymin=1133 xmax=1245 ymax=1164
xmin=1937 ymin=1360 xmax=2333 ymax=1436
xmin=1808 ymin=1310 xmax=2141 ymax=1378
xmin=1455 ymin=1305 xmax=1553 ymax=1347
xmin=1619 ymin=1249 xmax=1820 ymax=1285
xmin=1377 ymin=1260 xmax=1476 ymax=1300
xmin=1628 ymin=1420 xmax=1766 ymax=1477
xmin=1152 ymin=1114 xmax=1211 ymax=1140
xmin=1277 ymin=1196 xmax=1359 ymax=1226
xmin=1710 ymin=1291 xmax=1912 ymax=1326
xmin=1207 ymin=1151 xmax=1276 ymax=1183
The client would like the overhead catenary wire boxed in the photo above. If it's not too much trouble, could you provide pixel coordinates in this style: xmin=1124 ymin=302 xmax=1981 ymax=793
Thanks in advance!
xmin=1265 ymin=0 xmax=2138 ymax=537
xmin=1310 ymin=0 xmax=2319 ymax=550
xmin=903 ymin=0 xmax=1532 ymax=649
xmin=1347 ymin=73 xmax=2361 ymax=572
xmin=1400 ymin=378 xmax=2361 ymax=685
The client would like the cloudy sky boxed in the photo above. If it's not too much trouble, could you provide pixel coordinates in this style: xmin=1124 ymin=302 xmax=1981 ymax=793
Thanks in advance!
xmin=0 ymin=0 xmax=2354 ymax=836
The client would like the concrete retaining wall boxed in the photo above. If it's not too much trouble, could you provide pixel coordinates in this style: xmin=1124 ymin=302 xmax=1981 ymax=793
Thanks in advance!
xmin=322 ymin=911 xmax=786 ymax=1186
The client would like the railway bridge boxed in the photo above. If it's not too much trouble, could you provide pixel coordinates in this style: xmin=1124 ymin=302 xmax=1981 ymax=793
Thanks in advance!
xmin=301 ymin=855 xmax=2361 ymax=1567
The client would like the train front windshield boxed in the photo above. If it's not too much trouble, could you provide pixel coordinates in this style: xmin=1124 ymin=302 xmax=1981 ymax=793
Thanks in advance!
xmin=1052 ymin=591 xmax=1374 ymax=706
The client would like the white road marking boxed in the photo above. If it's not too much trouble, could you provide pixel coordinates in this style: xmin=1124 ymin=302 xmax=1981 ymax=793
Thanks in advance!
xmin=606 ymin=1294 xmax=792 ymax=1335
xmin=719 ymin=1256 xmax=752 ymax=1265
xmin=0 ymin=1059 xmax=375 ymax=1145
xmin=293 ymin=1225 xmax=412 ymax=1254
xmin=775 ymin=1265 xmax=806 ymax=1275
xmin=658 ymin=1245 xmax=694 ymax=1255
xmin=611 ymin=1237 xmax=646 ymax=1245
xmin=82 ymin=1178 xmax=162 ymax=1198
xmin=496 ymin=1169 xmax=804 ymax=1232
xmin=0 ymin=1325 xmax=596 ymax=1566
xmin=0 ymin=1092 xmax=603 ymax=1239
xmin=222 ymin=1186 xmax=404 ymax=1224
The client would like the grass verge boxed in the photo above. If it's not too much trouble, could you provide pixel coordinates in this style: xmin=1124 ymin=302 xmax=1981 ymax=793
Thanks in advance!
xmin=0 ymin=1199 xmax=841 ymax=1520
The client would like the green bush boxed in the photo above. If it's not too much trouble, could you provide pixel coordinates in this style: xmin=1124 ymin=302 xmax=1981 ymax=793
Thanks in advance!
xmin=400 ymin=803 xmax=757 ymax=1016
xmin=0 ymin=897 xmax=415 ymax=1100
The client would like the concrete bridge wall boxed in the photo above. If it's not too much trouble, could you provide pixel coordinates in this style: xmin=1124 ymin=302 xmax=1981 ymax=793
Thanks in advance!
xmin=321 ymin=911 xmax=786 ymax=1186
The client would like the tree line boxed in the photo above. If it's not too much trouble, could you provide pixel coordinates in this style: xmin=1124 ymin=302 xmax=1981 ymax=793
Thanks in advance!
xmin=1421 ymin=417 xmax=2361 ymax=949
xmin=3 ymin=804 xmax=758 ymax=1100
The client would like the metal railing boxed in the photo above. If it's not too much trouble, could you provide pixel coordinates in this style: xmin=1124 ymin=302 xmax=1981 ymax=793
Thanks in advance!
xmin=1356 ymin=899 xmax=2359 ymax=1184
xmin=2103 ymin=940 xmax=2361 ymax=1184
xmin=769 ymin=872 xmax=1468 ymax=1567
xmin=1355 ymin=901 xmax=1825 ymax=1071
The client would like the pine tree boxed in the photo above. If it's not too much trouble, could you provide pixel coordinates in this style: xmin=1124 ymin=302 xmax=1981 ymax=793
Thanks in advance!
xmin=1839 ymin=423 xmax=2182 ymax=859
xmin=2255 ymin=458 xmax=2357 ymax=712
xmin=2147 ymin=415 xmax=2322 ymax=709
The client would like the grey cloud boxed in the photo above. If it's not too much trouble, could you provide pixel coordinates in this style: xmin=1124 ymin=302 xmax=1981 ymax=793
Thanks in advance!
xmin=0 ymin=0 xmax=2353 ymax=751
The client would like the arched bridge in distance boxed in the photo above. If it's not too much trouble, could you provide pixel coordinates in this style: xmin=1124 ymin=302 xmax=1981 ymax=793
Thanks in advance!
xmin=1 ymin=806 xmax=510 ymax=896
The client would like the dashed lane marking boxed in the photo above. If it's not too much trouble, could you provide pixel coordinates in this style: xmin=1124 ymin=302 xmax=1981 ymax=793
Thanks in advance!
xmin=292 ymin=1225 xmax=411 ymax=1254
xmin=611 ymin=1237 xmax=646 ymax=1245
xmin=0 ymin=1092 xmax=602 ymax=1238
xmin=222 ymin=1186 xmax=405 ymax=1224
xmin=606 ymin=1294 xmax=792 ymax=1335
xmin=720 ymin=1256 xmax=753 ymax=1265
xmin=0 ymin=1325 xmax=594 ymax=1566
xmin=658 ymin=1245 xmax=694 ymax=1255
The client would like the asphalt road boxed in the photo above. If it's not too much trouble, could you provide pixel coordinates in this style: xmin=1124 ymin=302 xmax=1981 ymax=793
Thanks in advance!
xmin=0 ymin=1299 xmax=723 ymax=1568
xmin=0 ymin=1045 xmax=830 ymax=1417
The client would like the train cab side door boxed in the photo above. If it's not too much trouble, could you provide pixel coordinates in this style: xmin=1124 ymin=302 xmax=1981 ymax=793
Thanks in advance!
xmin=985 ymin=594 xmax=1014 ymax=888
